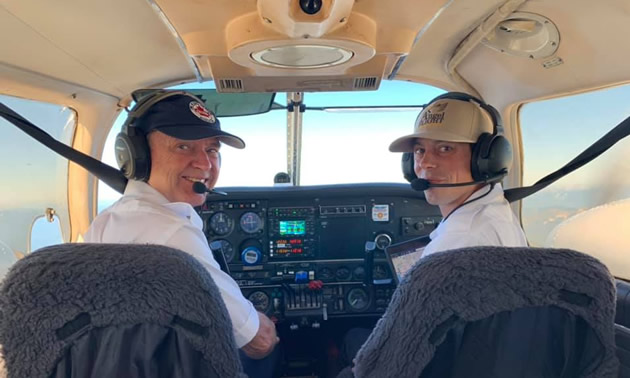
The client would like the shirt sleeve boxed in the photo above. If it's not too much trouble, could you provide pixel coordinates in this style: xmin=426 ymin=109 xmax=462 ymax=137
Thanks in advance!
xmin=165 ymin=224 xmax=260 ymax=348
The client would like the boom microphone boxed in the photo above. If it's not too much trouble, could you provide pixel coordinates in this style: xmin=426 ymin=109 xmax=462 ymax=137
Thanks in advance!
xmin=192 ymin=181 xmax=228 ymax=196
xmin=410 ymin=178 xmax=484 ymax=191
xmin=410 ymin=173 xmax=506 ymax=191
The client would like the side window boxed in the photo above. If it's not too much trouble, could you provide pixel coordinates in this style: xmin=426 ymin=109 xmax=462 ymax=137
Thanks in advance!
xmin=0 ymin=94 xmax=76 ymax=278
xmin=30 ymin=210 xmax=64 ymax=251
xmin=520 ymin=84 xmax=630 ymax=279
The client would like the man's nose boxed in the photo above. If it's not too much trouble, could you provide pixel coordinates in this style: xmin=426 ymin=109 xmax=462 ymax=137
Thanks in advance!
xmin=415 ymin=151 xmax=436 ymax=174
xmin=191 ymin=149 xmax=213 ymax=170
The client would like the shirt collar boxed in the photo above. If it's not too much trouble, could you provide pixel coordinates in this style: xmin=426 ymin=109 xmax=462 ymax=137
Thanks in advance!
xmin=466 ymin=183 xmax=504 ymax=204
xmin=125 ymin=180 xmax=203 ymax=228
xmin=124 ymin=180 xmax=170 ymax=205
xmin=434 ymin=183 xmax=505 ymax=228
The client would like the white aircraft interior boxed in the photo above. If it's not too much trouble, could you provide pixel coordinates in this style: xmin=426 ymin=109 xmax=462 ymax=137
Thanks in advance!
xmin=1 ymin=0 xmax=629 ymax=376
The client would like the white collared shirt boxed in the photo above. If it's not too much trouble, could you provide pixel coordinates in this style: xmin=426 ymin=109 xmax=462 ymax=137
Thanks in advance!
xmin=84 ymin=180 xmax=259 ymax=348
xmin=423 ymin=184 xmax=528 ymax=258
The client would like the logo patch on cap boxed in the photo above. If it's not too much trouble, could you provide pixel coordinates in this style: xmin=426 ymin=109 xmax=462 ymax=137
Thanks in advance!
xmin=418 ymin=102 xmax=447 ymax=126
xmin=189 ymin=101 xmax=216 ymax=123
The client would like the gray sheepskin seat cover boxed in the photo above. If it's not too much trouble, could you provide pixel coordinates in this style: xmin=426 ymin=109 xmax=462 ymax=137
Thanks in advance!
xmin=0 ymin=243 xmax=245 ymax=378
xmin=349 ymin=246 xmax=618 ymax=378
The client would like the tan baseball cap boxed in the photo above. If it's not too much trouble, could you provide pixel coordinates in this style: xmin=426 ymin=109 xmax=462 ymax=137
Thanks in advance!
xmin=389 ymin=97 xmax=494 ymax=152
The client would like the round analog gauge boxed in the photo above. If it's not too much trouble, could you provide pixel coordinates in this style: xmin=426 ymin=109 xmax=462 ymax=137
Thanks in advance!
xmin=336 ymin=266 xmax=351 ymax=280
xmin=240 ymin=212 xmax=263 ymax=234
xmin=208 ymin=212 xmax=234 ymax=236
xmin=213 ymin=239 xmax=235 ymax=263
xmin=248 ymin=291 xmax=270 ymax=313
xmin=347 ymin=287 xmax=370 ymax=311
xmin=318 ymin=267 xmax=334 ymax=281
xmin=373 ymin=264 xmax=390 ymax=280
xmin=374 ymin=233 xmax=392 ymax=250
xmin=353 ymin=266 xmax=366 ymax=280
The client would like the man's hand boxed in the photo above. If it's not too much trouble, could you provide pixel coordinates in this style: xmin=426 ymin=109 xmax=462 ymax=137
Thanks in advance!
xmin=241 ymin=312 xmax=279 ymax=359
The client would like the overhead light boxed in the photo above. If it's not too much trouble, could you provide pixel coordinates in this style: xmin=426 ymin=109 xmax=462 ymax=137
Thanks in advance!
xmin=250 ymin=44 xmax=354 ymax=69
xmin=482 ymin=12 xmax=560 ymax=59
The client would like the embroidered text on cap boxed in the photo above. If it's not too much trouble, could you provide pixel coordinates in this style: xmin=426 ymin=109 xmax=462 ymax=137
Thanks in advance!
xmin=418 ymin=102 xmax=448 ymax=126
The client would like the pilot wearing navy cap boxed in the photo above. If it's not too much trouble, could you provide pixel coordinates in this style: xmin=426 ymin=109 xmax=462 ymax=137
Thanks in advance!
xmin=85 ymin=91 xmax=280 ymax=377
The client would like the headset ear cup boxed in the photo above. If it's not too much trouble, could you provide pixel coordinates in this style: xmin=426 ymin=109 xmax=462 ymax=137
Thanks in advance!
xmin=471 ymin=133 xmax=512 ymax=181
xmin=471 ymin=133 xmax=494 ymax=181
xmin=401 ymin=152 xmax=417 ymax=182
xmin=486 ymin=135 xmax=513 ymax=175
xmin=114 ymin=131 xmax=151 ymax=181
xmin=115 ymin=133 xmax=134 ymax=179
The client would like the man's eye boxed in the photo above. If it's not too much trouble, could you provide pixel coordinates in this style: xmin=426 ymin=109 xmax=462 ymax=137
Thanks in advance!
xmin=439 ymin=145 xmax=453 ymax=152
xmin=414 ymin=148 xmax=425 ymax=155
xmin=177 ymin=144 xmax=190 ymax=151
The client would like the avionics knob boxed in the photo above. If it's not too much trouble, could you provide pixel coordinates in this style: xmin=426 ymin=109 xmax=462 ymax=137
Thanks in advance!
xmin=374 ymin=233 xmax=392 ymax=250
xmin=241 ymin=247 xmax=262 ymax=266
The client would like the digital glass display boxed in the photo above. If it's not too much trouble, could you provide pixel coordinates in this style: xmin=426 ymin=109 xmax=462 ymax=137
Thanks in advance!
xmin=274 ymin=239 xmax=304 ymax=255
xmin=279 ymin=220 xmax=306 ymax=236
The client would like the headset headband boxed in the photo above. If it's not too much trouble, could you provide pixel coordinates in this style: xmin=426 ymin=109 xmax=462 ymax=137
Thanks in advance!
xmin=429 ymin=92 xmax=503 ymax=136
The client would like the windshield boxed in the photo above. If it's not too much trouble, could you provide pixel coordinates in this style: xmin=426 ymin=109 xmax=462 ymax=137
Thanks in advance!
xmin=98 ymin=81 xmax=443 ymax=208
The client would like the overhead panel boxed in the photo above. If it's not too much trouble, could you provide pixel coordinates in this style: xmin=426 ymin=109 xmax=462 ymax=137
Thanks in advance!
xmin=451 ymin=0 xmax=630 ymax=107
xmin=155 ymin=0 xmax=444 ymax=92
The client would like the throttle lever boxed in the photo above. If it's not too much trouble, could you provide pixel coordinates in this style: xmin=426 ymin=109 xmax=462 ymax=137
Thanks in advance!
xmin=209 ymin=240 xmax=231 ymax=274
xmin=364 ymin=241 xmax=376 ymax=287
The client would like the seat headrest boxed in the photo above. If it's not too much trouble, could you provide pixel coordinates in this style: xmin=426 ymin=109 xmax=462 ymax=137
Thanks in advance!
xmin=0 ymin=243 xmax=244 ymax=378
xmin=353 ymin=246 xmax=618 ymax=378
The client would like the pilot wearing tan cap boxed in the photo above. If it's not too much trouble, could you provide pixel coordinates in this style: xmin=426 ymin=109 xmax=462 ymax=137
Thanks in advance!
xmin=390 ymin=92 xmax=528 ymax=258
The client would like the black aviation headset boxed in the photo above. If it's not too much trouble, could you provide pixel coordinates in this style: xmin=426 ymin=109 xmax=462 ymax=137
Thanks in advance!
xmin=115 ymin=90 xmax=207 ymax=181
xmin=401 ymin=92 xmax=513 ymax=184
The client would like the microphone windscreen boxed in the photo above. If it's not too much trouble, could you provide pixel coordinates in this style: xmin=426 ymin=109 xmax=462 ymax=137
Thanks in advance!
xmin=410 ymin=178 xmax=430 ymax=191
xmin=192 ymin=181 xmax=208 ymax=194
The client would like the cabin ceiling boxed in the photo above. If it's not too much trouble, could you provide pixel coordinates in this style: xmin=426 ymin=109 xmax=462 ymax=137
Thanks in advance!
xmin=1 ymin=0 xmax=630 ymax=106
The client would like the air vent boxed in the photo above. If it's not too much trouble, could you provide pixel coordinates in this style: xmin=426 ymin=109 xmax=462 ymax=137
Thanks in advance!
xmin=218 ymin=79 xmax=244 ymax=93
xmin=542 ymin=56 xmax=564 ymax=69
xmin=353 ymin=77 xmax=378 ymax=90
xmin=319 ymin=205 xmax=366 ymax=216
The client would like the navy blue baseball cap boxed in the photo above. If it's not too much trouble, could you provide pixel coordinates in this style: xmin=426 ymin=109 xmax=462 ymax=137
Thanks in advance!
xmin=133 ymin=93 xmax=245 ymax=149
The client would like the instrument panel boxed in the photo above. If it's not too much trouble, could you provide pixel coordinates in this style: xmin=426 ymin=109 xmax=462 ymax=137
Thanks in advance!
xmin=198 ymin=184 xmax=441 ymax=325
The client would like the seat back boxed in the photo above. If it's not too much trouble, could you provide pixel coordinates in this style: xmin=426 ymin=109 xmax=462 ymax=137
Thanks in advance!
xmin=352 ymin=246 xmax=618 ymax=378
xmin=617 ymin=280 xmax=630 ymax=328
xmin=617 ymin=324 xmax=630 ymax=378
xmin=0 ymin=243 xmax=245 ymax=378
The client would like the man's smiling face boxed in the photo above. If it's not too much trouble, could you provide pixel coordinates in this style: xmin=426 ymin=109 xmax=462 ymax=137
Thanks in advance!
xmin=414 ymin=138 xmax=480 ymax=216
xmin=147 ymin=131 xmax=220 ymax=206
